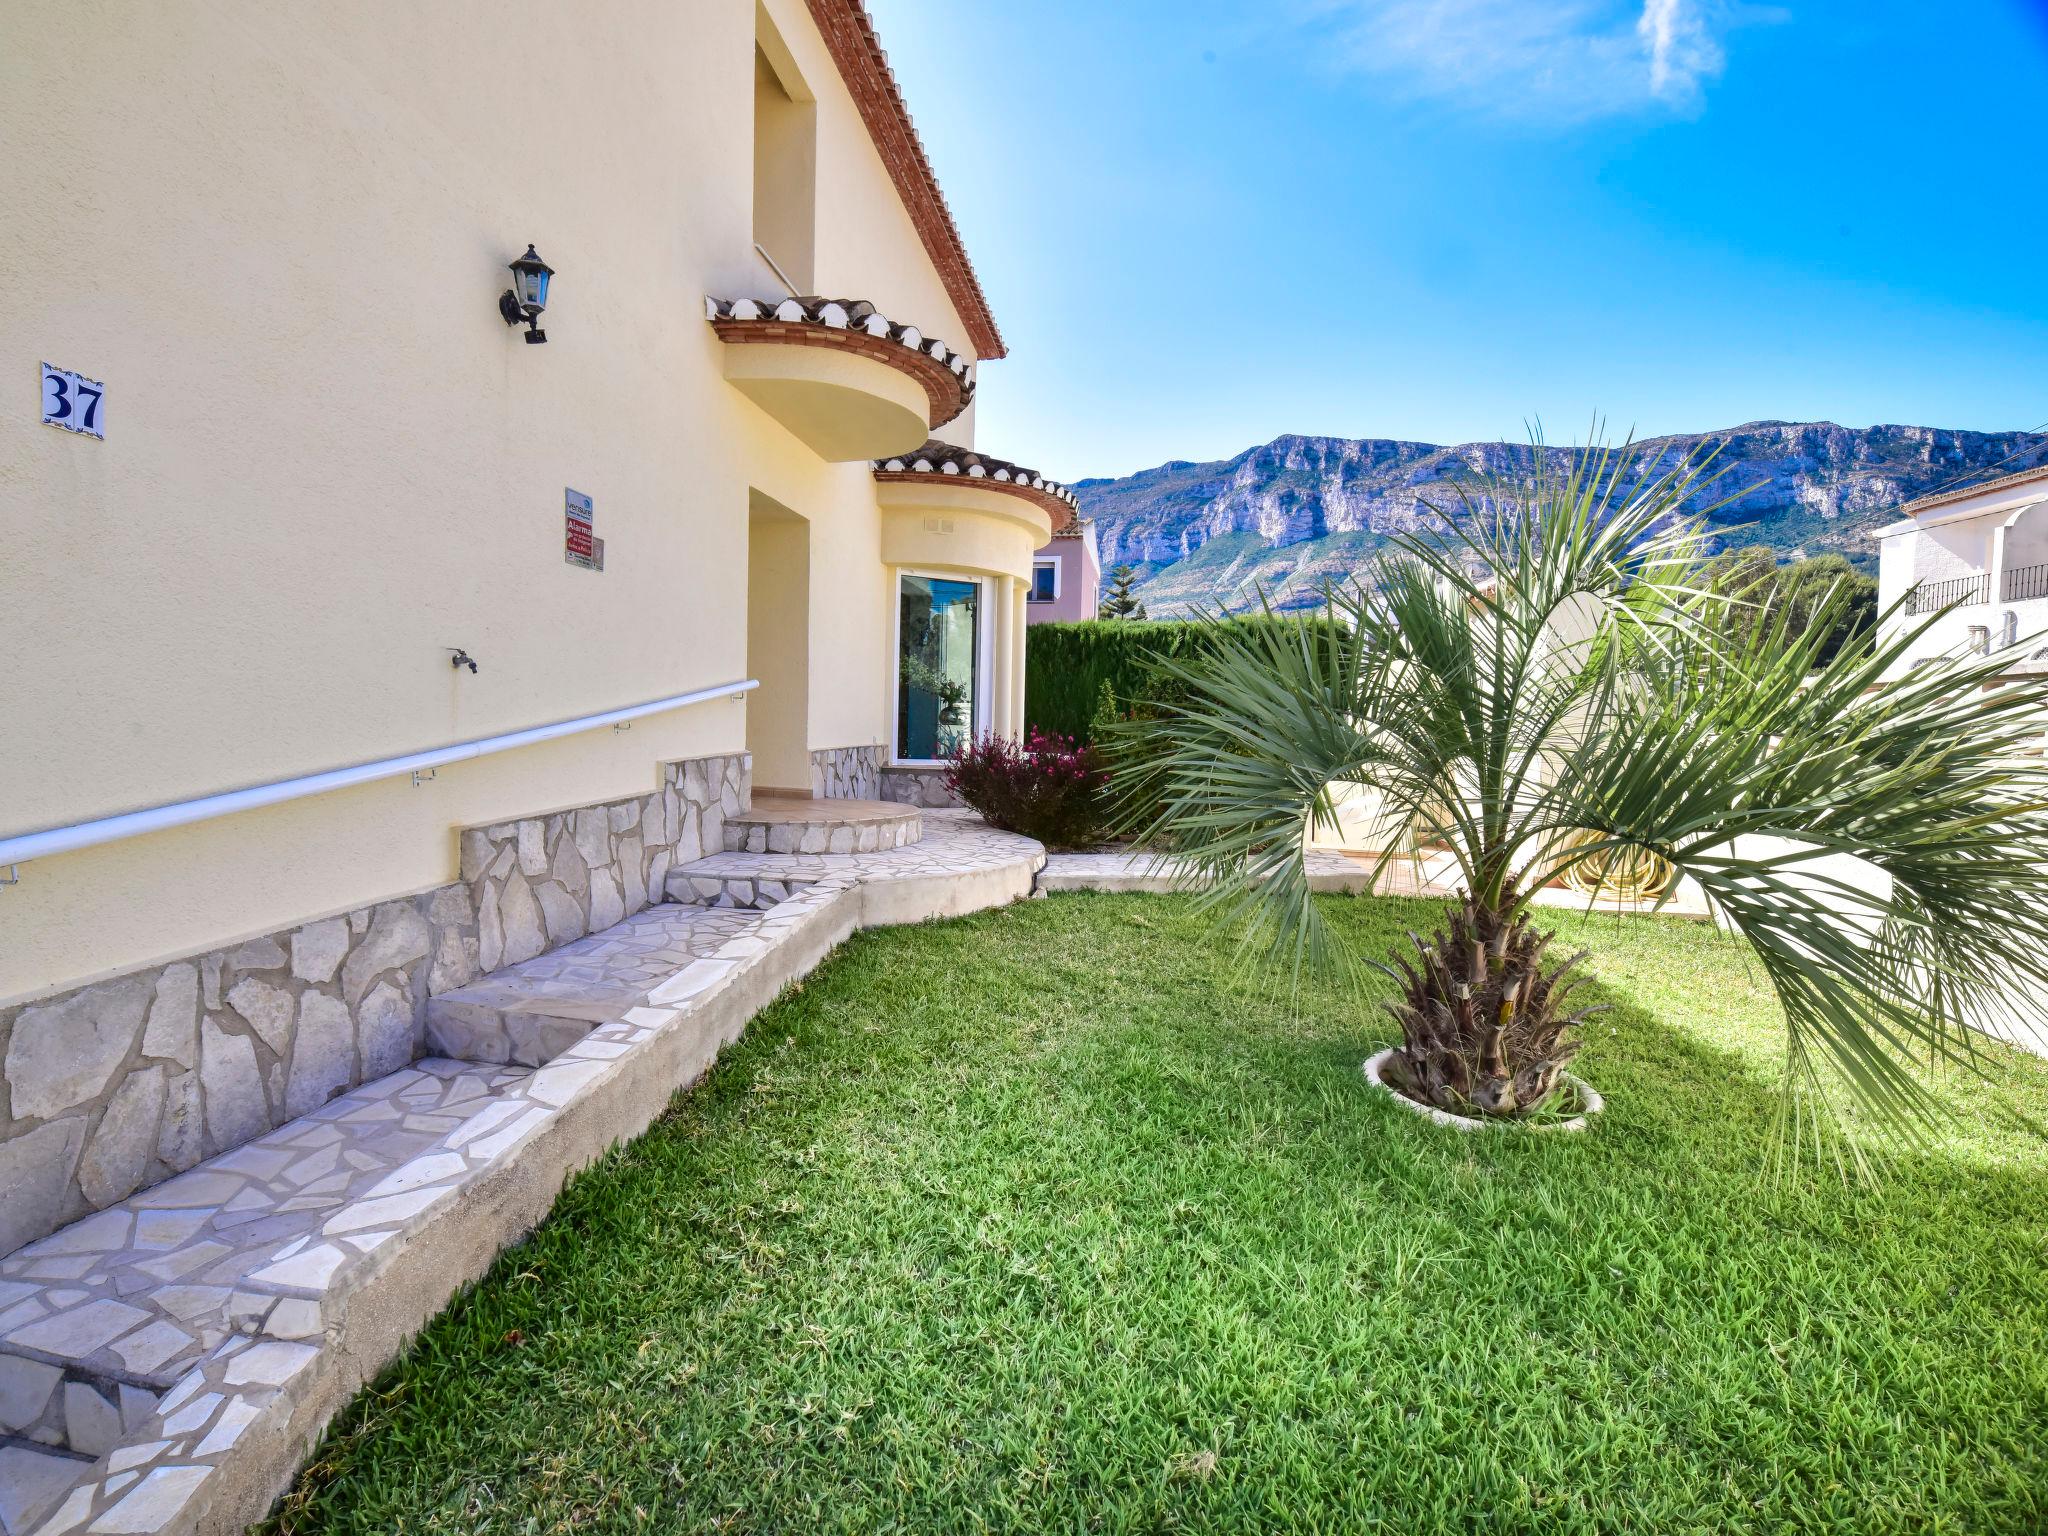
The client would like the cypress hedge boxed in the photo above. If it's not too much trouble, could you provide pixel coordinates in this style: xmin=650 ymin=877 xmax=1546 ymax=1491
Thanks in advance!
xmin=1025 ymin=616 xmax=1345 ymax=743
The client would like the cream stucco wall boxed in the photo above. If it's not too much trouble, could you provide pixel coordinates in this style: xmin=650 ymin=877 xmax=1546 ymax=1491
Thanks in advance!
xmin=747 ymin=495 xmax=812 ymax=791
xmin=0 ymin=0 xmax=1004 ymax=1002
xmin=873 ymin=485 xmax=1048 ymax=749
xmin=877 ymin=476 xmax=1054 ymax=567
xmin=760 ymin=0 xmax=981 ymax=448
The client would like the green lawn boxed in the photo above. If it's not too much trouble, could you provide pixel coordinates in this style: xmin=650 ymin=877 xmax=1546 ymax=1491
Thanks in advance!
xmin=267 ymin=893 xmax=2048 ymax=1535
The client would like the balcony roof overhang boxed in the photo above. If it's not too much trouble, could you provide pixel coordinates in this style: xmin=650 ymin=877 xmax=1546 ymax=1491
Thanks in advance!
xmin=873 ymin=441 xmax=1079 ymax=528
xmin=709 ymin=297 xmax=973 ymax=463
xmin=873 ymin=443 xmax=1077 ymax=580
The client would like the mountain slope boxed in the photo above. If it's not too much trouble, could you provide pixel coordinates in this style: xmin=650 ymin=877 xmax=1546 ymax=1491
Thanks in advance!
xmin=1071 ymin=422 xmax=2047 ymax=615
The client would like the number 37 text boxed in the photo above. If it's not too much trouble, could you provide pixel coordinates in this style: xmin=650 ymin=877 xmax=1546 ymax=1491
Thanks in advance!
xmin=42 ymin=363 xmax=105 ymax=439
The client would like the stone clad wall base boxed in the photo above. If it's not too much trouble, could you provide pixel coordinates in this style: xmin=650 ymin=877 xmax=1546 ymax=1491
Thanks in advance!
xmin=809 ymin=745 xmax=884 ymax=800
xmin=0 ymin=897 xmax=474 ymax=1266
xmin=463 ymin=754 xmax=749 ymax=973
xmin=879 ymin=764 xmax=965 ymax=808
xmin=0 ymin=752 xmax=748 ymax=1262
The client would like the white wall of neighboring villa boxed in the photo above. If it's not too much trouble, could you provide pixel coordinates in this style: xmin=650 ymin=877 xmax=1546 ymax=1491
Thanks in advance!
xmin=1874 ymin=466 xmax=2048 ymax=678
xmin=1871 ymin=466 xmax=2048 ymax=1056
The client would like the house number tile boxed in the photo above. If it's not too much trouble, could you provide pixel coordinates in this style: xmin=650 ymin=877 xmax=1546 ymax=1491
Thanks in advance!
xmin=41 ymin=362 xmax=105 ymax=439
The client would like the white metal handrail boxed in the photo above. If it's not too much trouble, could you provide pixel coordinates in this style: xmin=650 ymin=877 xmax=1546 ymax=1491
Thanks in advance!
xmin=0 ymin=679 xmax=759 ymax=874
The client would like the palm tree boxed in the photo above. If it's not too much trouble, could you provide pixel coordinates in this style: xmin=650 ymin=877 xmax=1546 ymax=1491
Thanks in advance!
xmin=1113 ymin=439 xmax=2048 ymax=1144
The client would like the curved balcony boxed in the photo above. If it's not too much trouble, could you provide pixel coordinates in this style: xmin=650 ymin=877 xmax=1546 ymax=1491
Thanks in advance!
xmin=707 ymin=297 xmax=974 ymax=462
xmin=872 ymin=441 xmax=1077 ymax=581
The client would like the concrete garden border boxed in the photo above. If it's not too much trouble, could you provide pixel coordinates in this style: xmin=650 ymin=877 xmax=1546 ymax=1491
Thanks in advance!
xmin=1362 ymin=1047 xmax=1604 ymax=1133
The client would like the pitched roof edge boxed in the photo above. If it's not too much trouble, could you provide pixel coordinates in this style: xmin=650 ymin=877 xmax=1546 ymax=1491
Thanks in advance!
xmin=1904 ymin=461 xmax=2048 ymax=516
xmin=805 ymin=0 xmax=1007 ymax=361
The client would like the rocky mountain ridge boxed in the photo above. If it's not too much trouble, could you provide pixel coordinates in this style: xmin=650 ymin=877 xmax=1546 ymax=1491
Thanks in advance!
xmin=1071 ymin=422 xmax=2047 ymax=615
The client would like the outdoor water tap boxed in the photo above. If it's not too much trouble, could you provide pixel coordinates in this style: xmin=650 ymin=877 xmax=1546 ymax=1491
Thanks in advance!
xmin=449 ymin=648 xmax=479 ymax=674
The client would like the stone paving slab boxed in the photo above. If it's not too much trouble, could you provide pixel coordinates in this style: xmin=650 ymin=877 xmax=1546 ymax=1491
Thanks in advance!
xmin=0 ymin=1063 xmax=532 ymax=1422
xmin=670 ymin=872 xmax=821 ymax=911
xmin=425 ymin=904 xmax=763 ymax=1064
xmin=681 ymin=809 xmax=1033 ymax=885
xmin=0 ymin=813 xmax=1043 ymax=1535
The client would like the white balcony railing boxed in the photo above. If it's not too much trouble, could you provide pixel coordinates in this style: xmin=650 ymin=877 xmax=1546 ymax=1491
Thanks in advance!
xmin=2005 ymin=563 xmax=2048 ymax=603
xmin=1905 ymin=573 xmax=1989 ymax=615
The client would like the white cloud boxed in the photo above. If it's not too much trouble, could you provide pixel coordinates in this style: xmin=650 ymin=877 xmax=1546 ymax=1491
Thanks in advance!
xmin=1637 ymin=0 xmax=1725 ymax=104
xmin=1296 ymin=0 xmax=1766 ymax=122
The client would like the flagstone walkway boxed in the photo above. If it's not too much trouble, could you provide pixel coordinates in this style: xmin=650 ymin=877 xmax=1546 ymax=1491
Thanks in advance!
xmin=0 ymin=813 xmax=1041 ymax=1536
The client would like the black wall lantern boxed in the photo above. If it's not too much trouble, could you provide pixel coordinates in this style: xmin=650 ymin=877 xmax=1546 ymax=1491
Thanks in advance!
xmin=498 ymin=244 xmax=554 ymax=344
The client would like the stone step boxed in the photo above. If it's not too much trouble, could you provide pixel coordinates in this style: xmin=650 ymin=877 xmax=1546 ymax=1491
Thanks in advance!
xmin=0 ymin=884 xmax=817 ymax=1532
xmin=666 ymin=871 xmax=821 ymax=910
xmin=0 ymin=1355 xmax=159 ymax=1465
xmin=0 ymin=1062 xmax=537 ymax=1404
xmin=0 ymin=1057 xmax=546 ymax=1529
xmin=425 ymin=903 xmax=768 ymax=1065
xmin=721 ymin=797 xmax=920 ymax=855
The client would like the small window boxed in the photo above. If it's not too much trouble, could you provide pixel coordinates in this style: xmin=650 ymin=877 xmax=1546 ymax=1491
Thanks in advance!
xmin=1028 ymin=561 xmax=1059 ymax=603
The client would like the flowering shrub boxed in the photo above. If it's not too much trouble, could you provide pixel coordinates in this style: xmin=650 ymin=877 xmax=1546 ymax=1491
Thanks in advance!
xmin=944 ymin=731 xmax=1110 ymax=849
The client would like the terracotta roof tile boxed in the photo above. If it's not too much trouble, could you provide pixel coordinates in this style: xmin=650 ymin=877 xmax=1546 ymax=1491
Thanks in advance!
xmin=705 ymin=295 xmax=975 ymax=424
xmin=1904 ymin=462 xmax=2048 ymax=516
xmin=873 ymin=439 xmax=1079 ymax=516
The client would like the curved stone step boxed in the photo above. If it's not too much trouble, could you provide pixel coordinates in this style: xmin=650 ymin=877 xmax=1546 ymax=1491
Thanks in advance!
xmin=424 ymin=904 xmax=768 ymax=1065
xmin=722 ymin=797 xmax=920 ymax=854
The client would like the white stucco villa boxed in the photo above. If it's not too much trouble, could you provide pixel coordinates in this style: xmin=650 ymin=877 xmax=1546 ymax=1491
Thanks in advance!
xmin=1873 ymin=463 xmax=2048 ymax=676
xmin=0 ymin=5 xmax=1078 ymax=1528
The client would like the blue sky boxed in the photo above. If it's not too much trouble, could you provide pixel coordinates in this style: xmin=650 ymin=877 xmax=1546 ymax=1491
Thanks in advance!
xmin=865 ymin=0 xmax=2048 ymax=479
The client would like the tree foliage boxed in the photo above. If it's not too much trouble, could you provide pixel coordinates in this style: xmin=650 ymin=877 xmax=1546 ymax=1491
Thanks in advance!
xmin=1703 ymin=545 xmax=1877 ymax=666
xmin=1099 ymin=564 xmax=1148 ymax=620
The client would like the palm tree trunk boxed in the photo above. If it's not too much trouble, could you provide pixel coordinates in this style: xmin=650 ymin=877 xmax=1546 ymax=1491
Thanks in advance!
xmin=1378 ymin=888 xmax=1598 ymax=1117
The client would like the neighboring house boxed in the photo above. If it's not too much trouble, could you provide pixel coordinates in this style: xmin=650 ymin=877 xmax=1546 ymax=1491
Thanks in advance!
xmin=0 ymin=3 xmax=1071 ymax=1257
xmin=1870 ymin=463 xmax=2048 ymax=1053
xmin=1872 ymin=464 xmax=2048 ymax=675
xmin=1025 ymin=512 xmax=1103 ymax=624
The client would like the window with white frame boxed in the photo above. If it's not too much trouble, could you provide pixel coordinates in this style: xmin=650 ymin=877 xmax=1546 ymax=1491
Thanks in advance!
xmin=896 ymin=574 xmax=983 ymax=761
xmin=1028 ymin=560 xmax=1059 ymax=603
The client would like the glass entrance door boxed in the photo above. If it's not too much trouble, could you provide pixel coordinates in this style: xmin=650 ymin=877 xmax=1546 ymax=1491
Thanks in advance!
xmin=896 ymin=574 xmax=981 ymax=761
